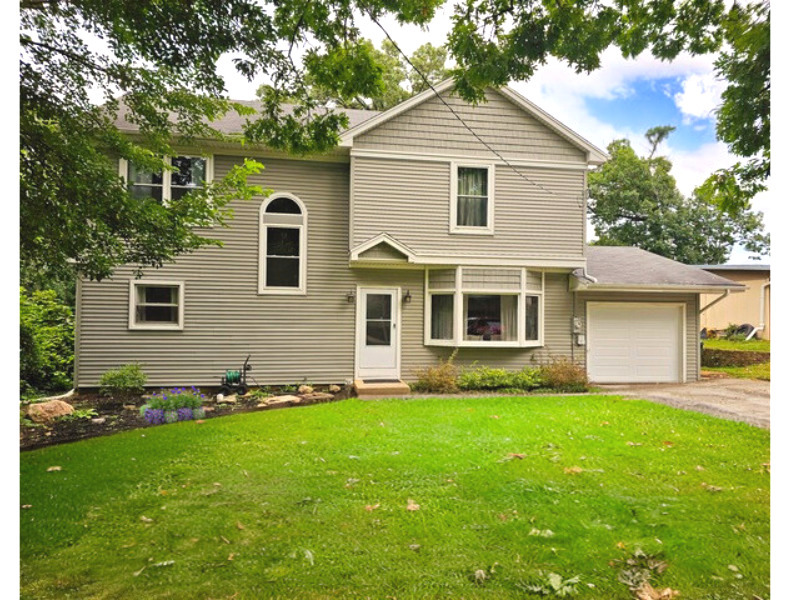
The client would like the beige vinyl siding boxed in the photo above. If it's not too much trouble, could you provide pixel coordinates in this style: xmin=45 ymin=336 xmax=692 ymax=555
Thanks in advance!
xmin=357 ymin=243 xmax=409 ymax=261
xmin=576 ymin=292 xmax=700 ymax=381
xmin=76 ymin=156 xmax=419 ymax=387
xmin=354 ymin=88 xmax=587 ymax=162
xmin=351 ymin=157 xmax=586 ymax=258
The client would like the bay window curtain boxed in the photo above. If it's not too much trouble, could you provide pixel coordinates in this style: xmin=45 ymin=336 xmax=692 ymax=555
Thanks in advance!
xmin=500 ymin=296 xmax=517 ymax=341
xmin=431 ymin=295 xmax=454 ymax=340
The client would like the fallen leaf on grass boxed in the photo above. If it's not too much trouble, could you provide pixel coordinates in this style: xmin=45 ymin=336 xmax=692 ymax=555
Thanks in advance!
xmin=490 ymin=415 xmax=500 ymax=419
xmin=473 ymin=569 xmax=488 ymax=584
xmin=695 ymin=465 xmax=705 ymax=471
xmin=406 ymin=499 xmax=420 ymax=511
xmin=662 ymin=441 xmax=674 ymax=447
xmin=195 ymin=420 xmax=205 ymax=424
xmin=228 ymin=553 xmax=235 ymax=561
xmin=616 ymin=541 xmax=626 ymax=549
xmin=563 ymin=466 xmax=583 ymax=475
xmin=635 ymin=582 xmax=680 ymax=600
xmin=601 ymin=421 xmax=610 ymax=426
xmin=760 ymin=462 xmax=770 ymax=473
xmin=236 ymin=522 xmax=245 ymax=530
xmin=409 ymin=544 xmax=421 ymax=552
xmin=46 ymin=466 xmax=62 ymax=472
xmin=507 ymin=453 xmax=527 ymax=459
xmin=626 ymin=442 xmax=643 ymax=447
xmin=140 ymin=516 xmax=153 ymax=523
xmin=529 ymin=528 xmax=555 ymax=537
xmin=220 ymin=535 xmax=231 ymax=544
xmin=365 ymin=503 xmax=380 ymax=512
xmin=21 ymin=505 xmax=32 ymax=510
xmin=701 ymin=482 xmax=724 ymax=493
xmin=159 ymin=490 xmax=169 ymax=496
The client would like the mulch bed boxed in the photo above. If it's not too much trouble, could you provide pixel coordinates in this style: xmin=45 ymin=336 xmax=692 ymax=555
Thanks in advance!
xmin=20 ymin=387 xmax=350 ymax=452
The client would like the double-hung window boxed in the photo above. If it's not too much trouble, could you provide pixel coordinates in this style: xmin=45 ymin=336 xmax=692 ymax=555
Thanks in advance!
xmin=425 ymin=268 xmax=543 ymax=347
xmin=121 ymin=156 xmax=211 ymax=203
xmin=259 ymin=194 xmax=307 ymax=294
xmin=129 ymin=281 xmax=184 ymax=330
xmin=450 ymin=163 xmax=494 ymax=234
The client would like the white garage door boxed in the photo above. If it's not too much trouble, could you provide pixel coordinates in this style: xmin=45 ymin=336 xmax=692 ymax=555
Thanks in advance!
xmin=587 ymin=303 xmax=684 ymax=383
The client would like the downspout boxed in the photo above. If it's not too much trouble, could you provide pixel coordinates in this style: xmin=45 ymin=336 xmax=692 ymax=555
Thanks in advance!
xmin=746 ymin=280 xmax=770 ymax=340
xmin=699 ymin=289 xmax=730 ymax=314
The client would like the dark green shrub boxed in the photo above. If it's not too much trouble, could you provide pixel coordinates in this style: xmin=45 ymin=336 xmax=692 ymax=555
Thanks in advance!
xmin=19 ymin=287 xmax=74 ymax=395
xmin=412 ymin=351 xmax=458 ymax=393
xmin=539 ymin=358 xmax=588 ymax=392
xmin=457 ymin=366 xmax=542 ymax=391
xmin=99 ymin=363 xmax=147 ymax=399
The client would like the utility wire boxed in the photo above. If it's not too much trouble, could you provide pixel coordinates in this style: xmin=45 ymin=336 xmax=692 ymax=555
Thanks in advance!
xmin=364 ymin=9 xmax=559 ymax=198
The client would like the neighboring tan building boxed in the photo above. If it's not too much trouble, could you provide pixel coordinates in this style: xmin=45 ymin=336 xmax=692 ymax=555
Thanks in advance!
xmin=74 ymin=80 xmax=744 ymax=389
xmin=697 ymin=265 xmax=771 ymax=340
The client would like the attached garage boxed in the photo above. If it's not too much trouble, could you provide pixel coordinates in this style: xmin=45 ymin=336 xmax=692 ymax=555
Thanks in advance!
xmin=587 ymin=302 xmax=684 ymax=383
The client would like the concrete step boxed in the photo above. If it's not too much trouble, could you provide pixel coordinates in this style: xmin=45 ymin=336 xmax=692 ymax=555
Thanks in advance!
xmin=353 ymin=379 xmax=411 ymax=398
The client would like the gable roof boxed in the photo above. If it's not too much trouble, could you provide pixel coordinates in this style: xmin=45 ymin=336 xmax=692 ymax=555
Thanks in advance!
xmin=571 ymin=246 xmax=746 ymax=292
xmin=338 ymin=78 xmax=609 ymax=165
xmin=694 ymin=264 xmax=770 ymax=272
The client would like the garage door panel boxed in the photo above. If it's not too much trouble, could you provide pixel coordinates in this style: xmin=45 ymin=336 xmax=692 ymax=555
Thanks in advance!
xmin=588 ymin=303 xmax=683 ymax=383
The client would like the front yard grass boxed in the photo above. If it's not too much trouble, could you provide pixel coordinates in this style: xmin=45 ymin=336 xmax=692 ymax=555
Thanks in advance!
xmin=704 ymin=362 xmax=771 ymax=381
xmin=703 ymin=338 xmax=770 ymax=353
xmin=20 ymin=396 xmax=769 ymax=599
xmin=702 ymin=338 xmax=771 ymax=380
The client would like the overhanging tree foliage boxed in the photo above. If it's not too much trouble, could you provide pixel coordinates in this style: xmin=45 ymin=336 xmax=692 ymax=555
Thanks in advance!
xmin=588 ymin=128 xmax=769 ymax=265
xmin=21 ymin=0 xmax=768 ymax=284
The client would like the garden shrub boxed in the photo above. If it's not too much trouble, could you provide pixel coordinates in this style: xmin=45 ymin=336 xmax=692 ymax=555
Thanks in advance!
xmin=19 ymin=287 xmax=74 ymax=396
xmin=412 ymin=351 xmax=458 ymax=393
xmin=539 ymin=358 xmax=588 ymax=392
xmin=457 ymin=366 xmax=542 ymax=392
xmin=99 ymin=363 xmax=147 ymax=399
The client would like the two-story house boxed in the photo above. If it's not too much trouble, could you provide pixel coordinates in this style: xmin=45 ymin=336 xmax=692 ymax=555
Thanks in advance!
xmin=74 ymin=80 xmax=743 ymax=391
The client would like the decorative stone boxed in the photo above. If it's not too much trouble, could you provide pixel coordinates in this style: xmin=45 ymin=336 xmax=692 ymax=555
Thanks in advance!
xmin=298 ymin=385 xmax=314 ymax=395
xmin=215 ymin=393 xmax=224 ymax=402
xmin=123 ymin=404 xmax=138 ymax=411
xmin=91 ymin=417 xmax=107 ymax=425
xmin=302 ymin=392 xmax=335 ymax=403
xmin=329 ymin=385 xmax=341 ymax=393
xmin=203 ymin=406 xmax=216 ymax=413
xmin=264 ymin=395 xmax=301 ymax=408
xmin=26 ymin=400 xmax=74 ymax=424
xmin=218 ymin=395 xmax=237 ymax=404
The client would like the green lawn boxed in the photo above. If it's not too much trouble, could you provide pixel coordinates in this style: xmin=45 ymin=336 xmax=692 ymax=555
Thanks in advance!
xmin=20 ymin=396 xmax=770 ymax=599
xmin=704 ymin=362 xmax=771 ymax=381
xmin=703 ymin=338 xmax=770 ymax=353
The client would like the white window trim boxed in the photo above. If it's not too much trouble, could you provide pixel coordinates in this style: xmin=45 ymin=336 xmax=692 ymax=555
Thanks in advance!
xmin=449 ymin=162 xmax=495 ymax=235
xmin=258 ymin=192 xmax=308 ymax=295
xmin=128 ymin=280 xmax=185 ymax=331
xmin=119 ymin=155 xmax=214 ymax=203
xmin=424 ymin=267 xmax=544 ymax=348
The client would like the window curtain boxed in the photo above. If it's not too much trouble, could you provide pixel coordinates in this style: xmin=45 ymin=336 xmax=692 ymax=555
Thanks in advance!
xmin=431 ymin=295 xmax=454 ymax=340
xmin=457 ymin=168 xmax=488 ymax=227
xmin=500 ymin=296 xmax=517 ymax=341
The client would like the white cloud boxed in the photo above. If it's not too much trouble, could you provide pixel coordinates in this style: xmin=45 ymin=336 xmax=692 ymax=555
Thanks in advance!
xmin=673 ymin=72 xmax=726 ymax=123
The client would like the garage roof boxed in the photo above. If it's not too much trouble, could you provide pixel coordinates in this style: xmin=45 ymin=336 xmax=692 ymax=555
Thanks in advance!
xmin=572 ymin=246 xmax=746 ymax=292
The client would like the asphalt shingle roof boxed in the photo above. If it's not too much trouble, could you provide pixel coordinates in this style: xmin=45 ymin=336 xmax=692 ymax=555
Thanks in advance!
xmin=583 ymin=246 xmax=745 ymax=289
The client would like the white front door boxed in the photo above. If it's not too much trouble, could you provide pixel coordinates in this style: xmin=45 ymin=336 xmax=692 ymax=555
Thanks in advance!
xmin=357 ymin=288 xmax=400 ymax=380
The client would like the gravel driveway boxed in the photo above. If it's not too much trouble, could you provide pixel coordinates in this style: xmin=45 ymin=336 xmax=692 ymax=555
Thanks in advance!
xmin=598 ymin=377 xmax=770 ymax=428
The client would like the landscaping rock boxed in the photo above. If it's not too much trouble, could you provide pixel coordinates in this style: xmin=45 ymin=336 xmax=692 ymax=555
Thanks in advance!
xmin=298 ymin=385 xmax=314 ymax=395
xmin=301 ymin=392 xmax=335 ymax=403
xmin=264 ymin=395 xmax=302 ymax=408
xmin=203 ymin=406 xmax=216 ymax=413
xmin=123 ymin=404 xmax=138 ymax=411
xmin=26 ymin=400 xmax=74 ymax=424
xmin=91 ymin=417 xmax=107 ymax=425
xmin=218 ymin=395 xmax=238 ymax=405
xmin=329 ymin=385 xmax=341 ymax=393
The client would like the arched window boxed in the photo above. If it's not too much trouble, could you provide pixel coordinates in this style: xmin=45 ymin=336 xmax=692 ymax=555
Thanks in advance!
xmin=259 ymin=194 xmax=307 ymax=294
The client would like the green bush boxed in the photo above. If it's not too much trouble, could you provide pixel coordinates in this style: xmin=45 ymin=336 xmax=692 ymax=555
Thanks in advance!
xmin=20 ymin=288 xmax=74 ymax=396
xmin=457 ymin=366 xmax=542 ymax=392
xmin=412 ymin=351 xmax=458 ymax=393
xmin=539 ymin=358 xmax=588 ymax=392
xmin=99 ymin=363 xmax=147 ymax=399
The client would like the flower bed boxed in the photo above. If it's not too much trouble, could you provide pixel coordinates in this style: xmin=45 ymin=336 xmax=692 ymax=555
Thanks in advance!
xmin=140 ymin=387 xmax=205 ymax=425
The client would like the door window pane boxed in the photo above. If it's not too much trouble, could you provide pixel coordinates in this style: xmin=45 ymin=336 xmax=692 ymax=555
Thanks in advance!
xmin=366 ymin=294 xmax=392 ymax=320
xmin=430 ymin=294 xmax=454 ymax=340
xmin=366 ymin=321 xmax=391 ymax=346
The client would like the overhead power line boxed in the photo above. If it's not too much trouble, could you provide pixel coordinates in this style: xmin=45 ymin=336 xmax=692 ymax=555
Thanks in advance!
xmin=364 ymin=9 xmax=558 ymax=198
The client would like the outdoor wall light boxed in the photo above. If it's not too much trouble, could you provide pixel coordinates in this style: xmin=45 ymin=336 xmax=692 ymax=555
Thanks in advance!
xmin=403 ymin=290 xmax=412 ymax=303
xmin=346 ymin=290 xmax=356 ymax=303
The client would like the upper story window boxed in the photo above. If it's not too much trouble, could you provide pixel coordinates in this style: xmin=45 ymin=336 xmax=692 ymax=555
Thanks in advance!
xmin=121 ymin=156 xmax=211 ymax=203
xmin=258 ymin=193 xmax=307 ymax=295
xmin=128 ymin=280 xmax=184 ymax=330
xmin=450 ymin=164 xmax=494 ymax=235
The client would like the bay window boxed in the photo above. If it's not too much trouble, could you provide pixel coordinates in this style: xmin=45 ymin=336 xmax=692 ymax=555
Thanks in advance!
xmin=425 ymin=268 xmax=543 ymax=347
